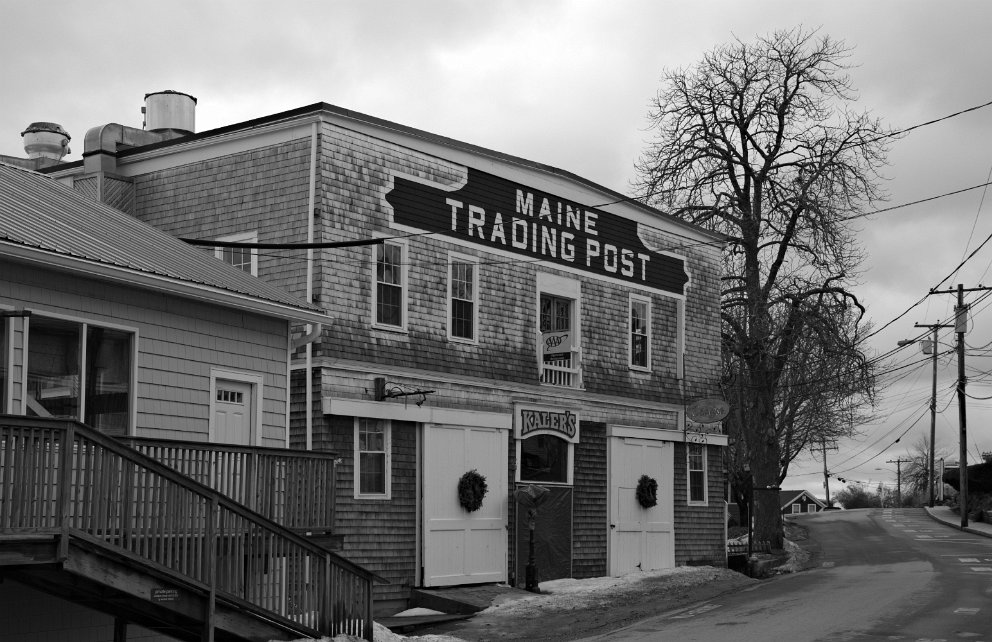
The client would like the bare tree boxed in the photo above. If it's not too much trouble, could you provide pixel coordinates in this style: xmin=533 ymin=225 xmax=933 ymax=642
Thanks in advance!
xmin=903 ymin=436 xmax=951 ymax=504
xmin=636 ymin=27 xmax=889 ymax=547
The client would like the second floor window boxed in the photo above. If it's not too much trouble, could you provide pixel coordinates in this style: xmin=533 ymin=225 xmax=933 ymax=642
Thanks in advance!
xmin=629 ymin=295 xmax=651 ymax=369
xmin=375 ymin=242 xmax=405 ymax=328
xmin=214 ymin=231 xmax=258 ymax=276
xmin=449 ymin=257 xmax=477 ymax=341
xmin=540 ymin=294 xmax=572 ymax=334
xmin=539 ymin=291 xmax=580 ymax=387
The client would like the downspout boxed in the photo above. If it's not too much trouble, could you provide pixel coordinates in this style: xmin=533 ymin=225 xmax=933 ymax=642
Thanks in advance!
xmin=305 ymin=121 xmax=319 ymax=451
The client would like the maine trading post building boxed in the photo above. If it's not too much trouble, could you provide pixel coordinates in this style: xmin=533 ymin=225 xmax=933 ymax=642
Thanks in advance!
xmin=38 ymin=93 xmax=728 ymax=612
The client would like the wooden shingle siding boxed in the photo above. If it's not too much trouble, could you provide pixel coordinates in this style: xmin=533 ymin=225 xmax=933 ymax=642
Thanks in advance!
xmin=312 ymin=122 xmax=724 ymax=404
xmin=1 ymin=262 xmax=289 ymax=445
xmin=580 ymin=279 xmax=682 ymax=404
xmin=317 ymin=125 xmax=539 ymax=383
xmin=316 ymin=414 xmax=417 ymax=613
xmin=673 ymin=443 xmax=726 ymax=566
xmin=573 ymin=422 xmax=608 ymax=578
xmin=131 ymin=139 xmax=313 ymax=301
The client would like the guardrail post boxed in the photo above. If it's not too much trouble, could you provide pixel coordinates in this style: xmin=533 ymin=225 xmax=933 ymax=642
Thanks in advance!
xmin=202 ymin=495 xmax=218 ymax=642
xmin=56 ymin=422 xmax=75 ymax=561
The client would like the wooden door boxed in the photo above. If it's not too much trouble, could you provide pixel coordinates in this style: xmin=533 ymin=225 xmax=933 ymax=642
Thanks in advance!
xmin=214 ymin=379 xmax=253 ymax=445
xmin=608 ymin=437 xmax=674 ymax=575
xmin=422 ymin=424 xmax=507 ymax=586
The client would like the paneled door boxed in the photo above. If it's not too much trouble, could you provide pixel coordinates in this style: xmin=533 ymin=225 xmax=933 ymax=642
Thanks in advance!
xmin=608 ymin=437 xmax=674 ymax=575
xmin=422 ymin=424 xmax=508 ymax=586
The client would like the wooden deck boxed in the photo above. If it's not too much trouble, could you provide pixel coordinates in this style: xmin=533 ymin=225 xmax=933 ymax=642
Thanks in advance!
xmin=0 ymin=415 xmax=378 ymax=641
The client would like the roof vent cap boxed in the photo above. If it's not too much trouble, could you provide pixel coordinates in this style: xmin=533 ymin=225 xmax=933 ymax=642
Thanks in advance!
xmin=21 ymin=122 xmax=71 ymax=160
xmin=143 ymin=90 xmax=197 ymax=135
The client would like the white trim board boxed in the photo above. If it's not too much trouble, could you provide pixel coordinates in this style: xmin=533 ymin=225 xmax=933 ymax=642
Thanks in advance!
xmin=607 ymin=424 xmax=728 ymax=446
xmin=323 ymin=397 xmax=512 ymax=429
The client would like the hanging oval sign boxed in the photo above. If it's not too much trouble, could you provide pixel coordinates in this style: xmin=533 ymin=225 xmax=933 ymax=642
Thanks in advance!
xmin=686 ymin=398 xmax=730 ymax=424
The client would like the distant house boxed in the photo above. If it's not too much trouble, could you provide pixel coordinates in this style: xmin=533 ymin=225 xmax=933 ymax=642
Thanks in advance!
xmin=0 ymin=162 xmax=377 ymax=642
xmin=780 ymin=489 xmax=827 ymax=515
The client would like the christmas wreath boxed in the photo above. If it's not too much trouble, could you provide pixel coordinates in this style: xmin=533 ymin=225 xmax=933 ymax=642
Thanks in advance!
xmin=636 ymin=474 xmax=658 ymax=509
xmin=457 ymin=469 xmax=488 ymax=512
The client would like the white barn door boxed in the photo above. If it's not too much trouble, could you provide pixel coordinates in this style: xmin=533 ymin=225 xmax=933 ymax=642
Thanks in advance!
xmin=422 ymin=424 xmax=507 ymax=587
xmin=608 ymin=437 xmax=674 ymax=575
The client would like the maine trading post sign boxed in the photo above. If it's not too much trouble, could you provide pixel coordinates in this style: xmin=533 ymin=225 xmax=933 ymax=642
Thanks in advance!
xmin=386 ymin=167 xmax=689 ymax=295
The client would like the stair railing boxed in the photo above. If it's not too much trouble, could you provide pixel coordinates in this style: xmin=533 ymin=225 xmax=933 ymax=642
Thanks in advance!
xmin=0 ymin=415 xmax=376 ymax=640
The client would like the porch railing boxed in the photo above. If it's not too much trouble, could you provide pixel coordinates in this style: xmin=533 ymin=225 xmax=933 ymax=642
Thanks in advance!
xmin=0 ymin=415 xmax=375 ymax=640
xmin=540 ymin=347 xmax=583 ymax=388
xmin=117 ymin=436 xmax=337 ymax=533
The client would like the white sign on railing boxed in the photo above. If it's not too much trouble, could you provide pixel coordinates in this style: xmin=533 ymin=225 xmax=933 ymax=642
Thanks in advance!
xmin=541 ymin=330 xmax=573 ymax=357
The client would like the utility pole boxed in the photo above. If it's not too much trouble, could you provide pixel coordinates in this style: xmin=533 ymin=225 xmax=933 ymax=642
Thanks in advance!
xmin=912 ymin=322 xmax=952 ymax=507
xmin=956 ymin=284 xmax=969 ymax=527
xmin=886 ymin=458 xmax=910 ymax=506
xmin=930 ymin=284 xmax=973 ymax=528
xmin=822 ymin=438 xmax=831 ymax=507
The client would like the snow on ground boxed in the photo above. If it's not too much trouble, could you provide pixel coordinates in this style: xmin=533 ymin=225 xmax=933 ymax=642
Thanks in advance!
xmin=294 ymin=565 xmax=749 ymax=642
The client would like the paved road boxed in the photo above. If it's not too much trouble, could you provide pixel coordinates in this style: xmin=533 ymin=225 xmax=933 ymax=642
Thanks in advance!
xmin=583 ymin=508 xmax=992 ymax=641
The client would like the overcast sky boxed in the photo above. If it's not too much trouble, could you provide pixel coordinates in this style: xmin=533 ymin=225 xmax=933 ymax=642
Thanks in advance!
xmin=4 ymin=0 xmax=992 ymax=500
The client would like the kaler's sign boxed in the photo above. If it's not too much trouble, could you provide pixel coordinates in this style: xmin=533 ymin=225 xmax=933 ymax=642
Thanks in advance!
xmin=385 ymin=168 xmax=689 ymax=295
xmin=519 ymin=409 xmax=578 ymax=440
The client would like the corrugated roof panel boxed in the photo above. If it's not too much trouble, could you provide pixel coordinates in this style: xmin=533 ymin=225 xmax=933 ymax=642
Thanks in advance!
xmin=0 ymin=162 xmax=322 ymax=314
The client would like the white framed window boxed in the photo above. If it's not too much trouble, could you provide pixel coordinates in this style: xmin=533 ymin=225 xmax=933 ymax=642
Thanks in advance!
xmin=791 ymin=503 xmax=801 ymax=514
xmin=25 ymin=314 xmax=136 ymax=435
xmin=687 ymin=443 xmax=707 ymax=505
xmin=214 ymin=231 xmax=258 ymax=276
xmin=355 ymin=417 xmax=391 ymax=499
xmin=537 ymin=273 xmax=582 ymax=388
xmin=373 ymin=240 xmax=407 ymax=331
xmin=448 ymin=253 xmax=478 ymax=343
xmin=629 ymin=294 xmax=651 ymax=370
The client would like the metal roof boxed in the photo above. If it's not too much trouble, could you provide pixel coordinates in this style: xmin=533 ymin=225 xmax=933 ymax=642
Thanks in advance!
xmin=0 ymin=162 xmax=326 ymax=322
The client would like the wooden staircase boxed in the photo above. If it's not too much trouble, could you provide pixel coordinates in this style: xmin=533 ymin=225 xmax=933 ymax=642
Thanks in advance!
xmin=0 ymin=415 xmax=378 ymax=641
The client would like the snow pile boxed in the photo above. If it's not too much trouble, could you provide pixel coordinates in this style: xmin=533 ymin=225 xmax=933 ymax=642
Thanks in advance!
xmin=482 ymin=566 xmax=744 ymax=617
xmin=284 ymin=565 xmax=751 ymax=641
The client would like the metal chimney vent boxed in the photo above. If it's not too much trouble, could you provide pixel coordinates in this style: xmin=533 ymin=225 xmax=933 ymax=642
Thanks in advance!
xmin=143 ymin=90 xmax=197 ymax=135
xmin=21 ymin=122 xmax=70 ymax=160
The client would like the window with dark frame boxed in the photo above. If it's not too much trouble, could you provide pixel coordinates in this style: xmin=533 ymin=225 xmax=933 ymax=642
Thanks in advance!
xmin=450 ymin=260 xmax=475 ymax=340
xmin=26 ymin=317 xmax=132 ymax=435
xmin=540 ymin=294 xmax=572 ymax=334
xmin=520 ymin=434 xmax=569 ymax=483
xmin=376 ymin=243 xmax=403 ymax=327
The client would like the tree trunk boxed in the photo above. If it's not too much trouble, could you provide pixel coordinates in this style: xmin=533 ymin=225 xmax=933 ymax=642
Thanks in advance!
xmin=750 ymin=379 xmax=785 ymax=549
